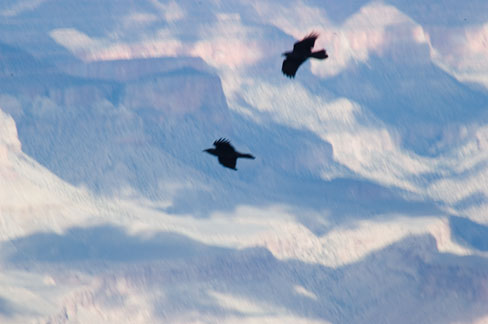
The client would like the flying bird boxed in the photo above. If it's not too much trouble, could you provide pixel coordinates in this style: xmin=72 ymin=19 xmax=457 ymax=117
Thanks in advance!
xmin=203 ymin=138 xmax=255 ymax=170
xmin=282 ymin=32 xmax=328 ymax=78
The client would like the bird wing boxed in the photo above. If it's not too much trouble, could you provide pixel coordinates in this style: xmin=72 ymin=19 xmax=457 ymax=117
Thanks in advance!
xmin=218 ymin=156 xmax=237 ymax=170
xmin=282 ymin=57 xmax=306 ymax=77
xmin=214 ymin=138 xmax=235 ymax=153
xmin=293 ymin=32 xmax=319 ymax=53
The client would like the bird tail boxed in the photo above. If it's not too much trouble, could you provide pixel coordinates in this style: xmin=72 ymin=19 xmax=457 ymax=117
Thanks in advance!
xmin=311 ymin=49 xmax=328 ymax=59
xmin=238 ymin=153 xmax=255 ymax=159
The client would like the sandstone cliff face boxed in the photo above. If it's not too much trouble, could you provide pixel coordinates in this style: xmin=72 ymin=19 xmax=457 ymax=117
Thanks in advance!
xmin=0 ymin=45 xmax=235 ymax=197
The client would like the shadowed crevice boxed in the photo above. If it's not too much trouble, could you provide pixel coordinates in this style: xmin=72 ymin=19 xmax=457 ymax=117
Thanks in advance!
xmin=450 ymin=216 xmax=488 ymax=251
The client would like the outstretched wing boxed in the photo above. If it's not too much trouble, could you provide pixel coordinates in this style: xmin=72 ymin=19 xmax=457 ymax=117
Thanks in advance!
xmin=214 ymin=138 xmax=236 ymax=153
xmin=218 ymin=156 xmax=237 ymax=170
xmin=293 ymin=32 xmax=319 ymax=54
xmin=282 ymin=57 xmax=306 ymax=78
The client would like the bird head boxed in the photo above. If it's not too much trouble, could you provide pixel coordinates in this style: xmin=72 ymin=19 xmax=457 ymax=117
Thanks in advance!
xmin=203 ymin=148 xmax=217 ymax=156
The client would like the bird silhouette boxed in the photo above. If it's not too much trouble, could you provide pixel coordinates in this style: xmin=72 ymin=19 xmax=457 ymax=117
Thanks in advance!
xmin=282 ymin=32 xmax=328 ymax=78
xmin=203 ymin=138 xmax=255 ymax=170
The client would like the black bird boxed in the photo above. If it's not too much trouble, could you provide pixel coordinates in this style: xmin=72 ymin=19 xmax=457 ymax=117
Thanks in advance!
xmin=204 ymin=138 xmax=255 ymax=170
xmin=282 ymin=32 xmax=328 ymax=78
